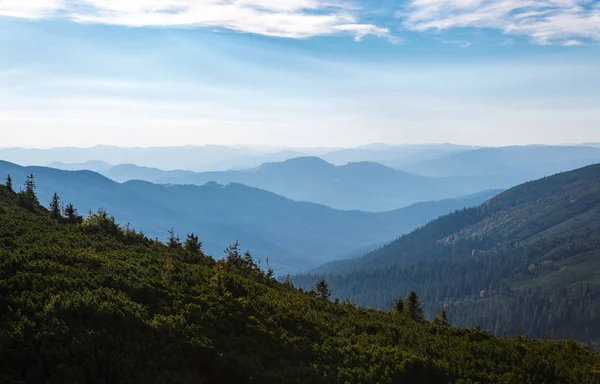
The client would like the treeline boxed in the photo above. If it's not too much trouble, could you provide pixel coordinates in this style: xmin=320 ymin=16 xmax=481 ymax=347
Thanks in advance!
xmin=293 ymin=231 xmax=600 ymax=346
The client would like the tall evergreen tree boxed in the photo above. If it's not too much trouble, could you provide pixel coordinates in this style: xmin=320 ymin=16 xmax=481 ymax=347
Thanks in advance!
xmin=168 ymin=229 xmax=181 ymax=249
xmin=63 ymin=203 xmax=83 ymax=224
xmin=184 ymin=233 xmax=202 ymax=254
xmin=433 ymin=309 xmax=450 ymax=327
xmin=243 ymin=250 xmax=257 ymax=270
xmin=5 ymin=175 xmax=13 ymax=192
xmin=225 ymin=241 xmax=243 ymax=267
xmin=315 ymin=279 xmax=331 ymax=301
xmin=283 ymin=274 xmax=294 ymax=288
xmin=393 ymin=298 xmax=404 ymax=313
xmin=405 ymin=291 xmax=425 ymax=322
xmin=17 ymin=174 xmax=39 ymax=210
xmin=49 ymin=193 xmax=62 ymax=220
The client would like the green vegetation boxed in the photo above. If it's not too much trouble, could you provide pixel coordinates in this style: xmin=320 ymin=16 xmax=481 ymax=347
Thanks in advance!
xmin=0 ymin=178 xmax=599 ymax=383
xmin=295 ymin=165 xmax=600 ymax=347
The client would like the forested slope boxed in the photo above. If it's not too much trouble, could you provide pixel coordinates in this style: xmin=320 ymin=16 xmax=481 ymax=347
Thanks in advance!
xmin=294 ymin=165 xmax=600 ymax=347
xmin=0 ymin=183 xmax=599 ymax=383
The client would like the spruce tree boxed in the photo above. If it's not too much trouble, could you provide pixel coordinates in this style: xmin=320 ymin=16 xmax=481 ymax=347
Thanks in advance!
xmin=283 ymin=274 xmax=294 ymax=288
xmin=168 ymin=229 xmax=181 ymax=249
xmin=63 ymin=203 xmax=83 ymax=224
xmin=393 ymin=298 xmax=404 ymax=313
xmin=184 ymin=233 xmax=202 ymax=254
xmin=243 ymin=250 xmax=253 ymax=266
xmin=225 ymin=241 xmax=243 ymax=267
xmin=405 ymin=291 xmax=425 ymax=322
xmin=18 ymin=174 xmax=39 ymax=210
xmin=315 ymin=279 xmax=331 ymax=301
xmin=433 ymin=309 xmax=450 ymax=326
xmin=5 ymin=175 xmax=13 ymax=192
xmin=49 ymin=193 xmax=62 ymax=220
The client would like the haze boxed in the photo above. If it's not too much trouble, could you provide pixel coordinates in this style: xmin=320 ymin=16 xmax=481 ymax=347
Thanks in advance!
xmin=1 ymin=1 xmax=600 ymax=148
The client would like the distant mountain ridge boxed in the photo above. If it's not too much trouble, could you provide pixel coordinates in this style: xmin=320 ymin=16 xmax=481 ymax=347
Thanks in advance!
xmin=0 ymin=160 xmax=498 ymax=273
xmin=31 ymin=144 xmax=600 ymax=211
xmin=48 ymin=160 xmax=114 ymax=172
xmin=0 ymin=145 xmax=313 ymax=172
xmin=322 ymin=143 xmax=479 ymax=168
xmin=293 ymin=164 xmax=600 ymax=346
xmin=402 ymin=145 xmax=600 ymax=180
xmin=0 ymin=143 xmax=475 ymax=172
xmin=84 ymin=157 xmax=507 ymax=212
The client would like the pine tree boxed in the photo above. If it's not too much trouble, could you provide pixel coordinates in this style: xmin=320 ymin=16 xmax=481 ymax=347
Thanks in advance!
xmin=433 ymin=309 xmax=450 ymax=326
xmin=17 ymin=174 xmax=39 ymax=210
xmin=49 ymin=193 xmax=62 ymax=220
xmin=243 ymin=250 xmax=255 ymax=269
xmin=63 ymin=203 xmax=83 ymax=224
xmin=405 ymin=291 xmax=425 ymax=322
xmin=315 ymin=279 xmax=331 ymax=301
xmin=184 ymin=233 xmax=202 ymax=254
xmin=393 ymin=298 xmax=404 ymax=313
xmin=225 ymin=242 xmax=243 ymax=267
xmin=168 ymin=229 xmax=181 ymax=249
xmin=5 ymin=175 xmax=13 ymax=192
xmin=265 ymin=257 xmax=274 ymax=278
xmin=283 ymin=274 xmax=294 ymax=288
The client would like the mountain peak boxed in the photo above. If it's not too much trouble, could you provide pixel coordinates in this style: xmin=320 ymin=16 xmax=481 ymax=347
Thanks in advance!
xmin=260 ymin=156 xmax=334 ymax=171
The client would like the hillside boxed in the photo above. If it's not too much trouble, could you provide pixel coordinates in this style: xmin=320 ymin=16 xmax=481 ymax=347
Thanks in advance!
xmin=0 ymin=161 xmax=497 ymax=273
xmin=0 ymin=184 xmax=598 ymax=383
xmin=294 ymin=165 xmax=600 ymax=346
xmin=110 ymin=157 xmax=507 ymax=212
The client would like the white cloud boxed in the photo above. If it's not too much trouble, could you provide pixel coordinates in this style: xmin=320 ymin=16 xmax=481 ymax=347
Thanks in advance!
xmin=401 ymin=0 xmax=600 ymax=45
xmin=0 ymin=0 xmax=396 ymax=42
xmin=0 ymin=0 xmax=63 ymax=19
xmin=561 ymin=39 xmax=583 ymax=46
xmin=333 ymin=24 xmax=401 ymax=43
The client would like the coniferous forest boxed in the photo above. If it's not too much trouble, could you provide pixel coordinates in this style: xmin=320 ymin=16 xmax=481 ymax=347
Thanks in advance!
xmin=1 ymin=177 xmax=599 ymax=383
xmin=293 ymin=164 xmax=600 ymax=350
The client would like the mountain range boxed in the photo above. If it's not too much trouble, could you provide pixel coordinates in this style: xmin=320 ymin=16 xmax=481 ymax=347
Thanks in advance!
xmin=39 ymin=144 xmax=600 ymax=212
xmin=0 ymin=160 xmax=497 ymax=273
xmin=0 ymin=143 xmax=475 ymax=172
xmin=1 ymin=145 xmax=318 ymax=172
xmin=97 ymin=157 xmax=506 ymax=212
xmin=402 ymin=145 xmax=600 ymax=181
xmin=293 ymin=164 xmax=600 ymax=346
xmin=320 ymin=143 xmax=479 ymax=168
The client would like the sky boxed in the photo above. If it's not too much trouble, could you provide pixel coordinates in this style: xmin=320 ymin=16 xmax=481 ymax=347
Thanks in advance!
xmin=0 ymin=0 xmax=599 ymax=148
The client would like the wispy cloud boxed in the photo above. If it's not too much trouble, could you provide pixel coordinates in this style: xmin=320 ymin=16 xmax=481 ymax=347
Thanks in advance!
xmin=0 ymin=0 xmax=62 ymax=19
xmin=0 ymin=0 xmax=396 ymax=42
xmin=433 ymin=37 xmax=472 ymax=48
xmin=401 ymin=0 xmax=600 ymax=45
xmin=562 ymin=39 xmax=583 ymax=46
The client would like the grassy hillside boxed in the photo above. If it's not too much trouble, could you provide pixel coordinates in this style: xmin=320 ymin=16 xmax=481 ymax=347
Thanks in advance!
xmin=0 ymin=184 xmax=599 ymax=383
xmin=0 ymin=161 xmax=497 ymax=273
xmin=294 ymin=165 xmax=600 ymax=346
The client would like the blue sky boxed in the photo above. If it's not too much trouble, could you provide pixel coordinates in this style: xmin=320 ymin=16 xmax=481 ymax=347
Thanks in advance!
xmin=0 ymin=0 xmax=599 ymax=148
